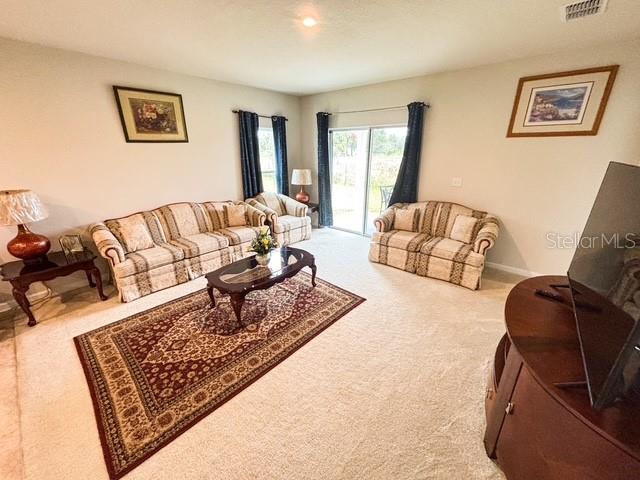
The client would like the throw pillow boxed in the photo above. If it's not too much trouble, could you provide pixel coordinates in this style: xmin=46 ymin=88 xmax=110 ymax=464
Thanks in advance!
xmin=224 ymin=204 xmax=247 ymax=227
xmin=393 ymin=208 xmax=420 ymax=232
xmin=450 ymin=215 xmax=479 ymax=244
xmin=107 ymin=214 xmax=155 ymax=253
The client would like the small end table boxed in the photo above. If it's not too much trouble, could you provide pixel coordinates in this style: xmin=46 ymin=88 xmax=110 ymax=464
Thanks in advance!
xmin=306 ymin=202 xmax=319 ymax=227
xmin=0 ymin=250 xmax=108 ymax=326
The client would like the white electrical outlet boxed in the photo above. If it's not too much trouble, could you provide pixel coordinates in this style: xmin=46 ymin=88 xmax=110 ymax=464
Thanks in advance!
xmin=451 ymin=177 xmax=463 ymax=187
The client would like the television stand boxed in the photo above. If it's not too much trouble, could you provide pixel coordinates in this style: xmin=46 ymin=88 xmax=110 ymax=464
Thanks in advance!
xmin=484 ymin=275 xmax=640 ymax=479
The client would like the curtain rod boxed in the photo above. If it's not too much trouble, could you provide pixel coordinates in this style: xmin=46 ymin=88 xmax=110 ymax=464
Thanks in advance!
xmin=232 ymin=110 xmax=288 ymax=121
xmin=327 ymin=104 xmax=430 ymax=115
xmin=325 ymin=103 xmax=430 ymax=115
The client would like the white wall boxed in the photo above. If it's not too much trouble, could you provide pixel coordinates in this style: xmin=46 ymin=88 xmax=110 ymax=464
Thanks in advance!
xmin=2 ymin=36 xmax=640 ymax=307
xmin=298 ymin=39 xmax=640 ymax=276
xmin=0 ymin=38 xmax=301 ymax=303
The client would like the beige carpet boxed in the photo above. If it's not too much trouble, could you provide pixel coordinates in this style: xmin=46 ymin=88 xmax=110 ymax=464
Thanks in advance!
xmin=2 ymin=228 xmax=519 ymax=480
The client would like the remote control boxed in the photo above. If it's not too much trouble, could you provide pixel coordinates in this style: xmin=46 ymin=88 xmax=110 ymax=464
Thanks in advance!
xmin=535 ymin=288 xmax=564 ymax=302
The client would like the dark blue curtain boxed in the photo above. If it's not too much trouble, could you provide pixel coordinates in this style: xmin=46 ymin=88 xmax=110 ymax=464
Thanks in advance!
xmin=388 ymin=102 xmax=427 ymax=206
xmin=271 ymin=115 xmax=289 ymax=196
xmin=317 ymin=112 xmax=333 ymax=226
xmin=238 ymin=110 xmax=263 ymax=198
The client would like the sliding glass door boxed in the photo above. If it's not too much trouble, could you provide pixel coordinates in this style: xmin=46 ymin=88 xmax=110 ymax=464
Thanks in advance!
xmin=330 ymin=126 xmax=407 ymax=235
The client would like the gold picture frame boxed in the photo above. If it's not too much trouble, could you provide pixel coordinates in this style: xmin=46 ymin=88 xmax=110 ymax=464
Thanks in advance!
xmin=113 ymin=86 xmax=188 ymax=143
xmin=507 ymin=65 xmax=618 ymax=137
xmin=59 ymin=234 xmax=85 ymax=261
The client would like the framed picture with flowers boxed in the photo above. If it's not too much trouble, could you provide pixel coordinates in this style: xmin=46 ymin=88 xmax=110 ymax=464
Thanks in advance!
xmin=113 ymin=86 xmax=188 ymax=142
xmin=506 ymin=65 xmax=618 ymax=137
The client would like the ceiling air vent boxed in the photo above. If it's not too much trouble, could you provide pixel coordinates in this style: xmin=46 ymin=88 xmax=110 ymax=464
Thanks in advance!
xmin=562 ymin=0 xmax=608 ymax=22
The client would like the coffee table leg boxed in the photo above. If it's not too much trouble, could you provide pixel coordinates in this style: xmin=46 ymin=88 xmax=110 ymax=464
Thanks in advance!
xmin=229 ymin=293 xmax=245 ymax=326
xmin=310 ymin=263 xmax=317 ymax=287
xmin=207 ymin=286 xmax=216 ymax=308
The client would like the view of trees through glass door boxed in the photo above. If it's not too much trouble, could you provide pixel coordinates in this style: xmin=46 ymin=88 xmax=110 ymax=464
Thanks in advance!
xmin=330 ymin=126 xmax=407 ymax=235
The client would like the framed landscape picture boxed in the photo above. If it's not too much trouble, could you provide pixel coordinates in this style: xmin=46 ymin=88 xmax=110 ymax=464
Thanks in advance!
xmin=507 ymin=65 xmax=618 ymax=137
xmin=113 ymin=86 xmax=188 ymax=142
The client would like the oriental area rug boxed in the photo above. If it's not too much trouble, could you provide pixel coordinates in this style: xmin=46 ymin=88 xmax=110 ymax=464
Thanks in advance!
xmin=74 ymin=272 xmax=364 ymax=479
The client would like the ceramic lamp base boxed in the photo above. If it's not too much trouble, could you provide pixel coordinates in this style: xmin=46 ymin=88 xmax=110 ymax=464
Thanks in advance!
xmin=7 ymin=224 xmax=51 ymax=264
xmin=295 ymin=188 xmax=310 ymax=204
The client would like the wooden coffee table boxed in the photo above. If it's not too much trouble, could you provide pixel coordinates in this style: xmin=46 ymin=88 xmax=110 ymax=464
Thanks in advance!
xmin=205 ymin=246 xmax=316 ymax=329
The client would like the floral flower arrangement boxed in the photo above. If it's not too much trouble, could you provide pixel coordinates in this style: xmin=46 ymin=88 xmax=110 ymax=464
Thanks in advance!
xmin=248 ymin=227 xmax=278 ymax=255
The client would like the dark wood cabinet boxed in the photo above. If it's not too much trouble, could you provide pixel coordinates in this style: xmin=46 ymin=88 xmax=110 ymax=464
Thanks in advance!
xmin=484 ymin=276 xmax=640 ymax=480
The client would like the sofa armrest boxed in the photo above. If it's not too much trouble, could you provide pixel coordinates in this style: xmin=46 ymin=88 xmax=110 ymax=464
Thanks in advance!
xmin=90 ymin=223 xmax=125 ymax=266
xmin=238 ymin=201 xmax=266 ymax=227
xmin=374 ymin=206 xmax=397 ymax=233
xmin=473 ymin=216 xmax=499 ymax=255
xmin=282 ymin=196 xmax=308 ymax=217
xmin=246 ymin=199 xmax=278 ymax=225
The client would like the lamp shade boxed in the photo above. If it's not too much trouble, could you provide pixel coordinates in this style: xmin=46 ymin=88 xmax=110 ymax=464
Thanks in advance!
xmin=0 ymin=190 xmax=49 ymax=226
xmin=291 ymin=169 xmax=312 ymax=186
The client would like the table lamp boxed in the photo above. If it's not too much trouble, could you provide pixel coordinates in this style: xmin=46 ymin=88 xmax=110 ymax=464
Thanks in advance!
xmin=291 ymin=169 xmax=312 ymax=204
xmin=0 ymin=190 xmax=51 ymax=264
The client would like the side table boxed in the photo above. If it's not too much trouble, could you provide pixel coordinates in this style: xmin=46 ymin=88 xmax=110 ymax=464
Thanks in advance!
xmin=0 ymin=250 xmax=108 ymax=326
xmin=306 ymin=202 xmax=319 ymax=227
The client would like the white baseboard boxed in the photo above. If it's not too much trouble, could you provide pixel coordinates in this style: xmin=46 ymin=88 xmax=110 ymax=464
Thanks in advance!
xmin=486 ymin=261 xmax=544 ymax=278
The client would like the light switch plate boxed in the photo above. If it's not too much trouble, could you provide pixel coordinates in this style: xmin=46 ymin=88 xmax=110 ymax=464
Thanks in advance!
xmin=451 ymin=177 xmax=463 ymax=187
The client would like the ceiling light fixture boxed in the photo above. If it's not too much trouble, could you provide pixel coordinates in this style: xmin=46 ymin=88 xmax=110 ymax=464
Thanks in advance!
xmin=302 ymin=17 xmax=317 ymax=27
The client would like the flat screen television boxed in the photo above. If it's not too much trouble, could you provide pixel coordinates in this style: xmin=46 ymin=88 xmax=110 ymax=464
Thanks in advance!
xmin=568 ymin=161 xmax=640 ymax=409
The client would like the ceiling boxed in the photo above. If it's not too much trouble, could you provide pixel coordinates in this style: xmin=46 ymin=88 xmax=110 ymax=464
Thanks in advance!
xmin=1 ymin=0 xmax=639 ymax=95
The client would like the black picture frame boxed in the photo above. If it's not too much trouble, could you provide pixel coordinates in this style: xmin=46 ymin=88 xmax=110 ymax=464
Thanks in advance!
xmin=113 ymin=86 xmax=189 ymax=143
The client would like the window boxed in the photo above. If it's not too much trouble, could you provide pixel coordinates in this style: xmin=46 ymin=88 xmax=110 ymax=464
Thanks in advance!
xmin=258 ymin=128 xmax=277 ymax=193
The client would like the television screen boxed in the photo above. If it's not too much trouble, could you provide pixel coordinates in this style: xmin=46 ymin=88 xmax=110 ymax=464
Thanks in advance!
xmin=568 ymin=162 xmax=640 ymax=409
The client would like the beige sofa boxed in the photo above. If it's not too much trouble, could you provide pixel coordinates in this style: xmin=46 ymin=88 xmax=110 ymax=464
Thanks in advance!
xmin=90 ymin=201 xmax=266 ymax=302
xmin=369 ymin=201 xmax=499 ymax=289
xmin=246 ymin=192 xmax=312 ymax=246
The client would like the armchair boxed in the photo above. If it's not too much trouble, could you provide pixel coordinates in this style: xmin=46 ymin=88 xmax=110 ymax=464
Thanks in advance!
xmin=246 ymin=192 xmax=311 ymax=246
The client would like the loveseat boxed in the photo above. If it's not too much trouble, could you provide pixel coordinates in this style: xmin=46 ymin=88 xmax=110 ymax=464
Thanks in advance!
xmin=369 ymin=201 xmax=499 ymax=289
xmin=90 ymin=201 xmax=266 ymax=302
xmin=246 ymin=192 xmax=312 ymax=245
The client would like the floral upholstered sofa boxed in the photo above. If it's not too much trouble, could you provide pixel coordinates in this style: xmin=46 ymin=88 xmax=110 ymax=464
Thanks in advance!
xmin=369 ymin=201 xmax=499 ymax=289
xmin=246 ymin=192 xmax=311 ymax=246
xmin=90 ymin=201 xmax=266 ymax=302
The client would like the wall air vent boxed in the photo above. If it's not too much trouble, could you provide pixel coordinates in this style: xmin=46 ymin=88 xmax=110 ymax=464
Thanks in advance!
xmin=562 ymin=0 xmax=608 ymax=22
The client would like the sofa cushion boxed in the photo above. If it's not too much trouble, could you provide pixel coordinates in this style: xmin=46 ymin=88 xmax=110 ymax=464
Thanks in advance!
xmin=105 ymin=213 xmax=155 ymax=253
xmin=153 ymin=203 xmax=209 ymax=240
xmin=431 ymin=203 xmax=485 ymax=238
xmin=113 ymin=243 xmax=185 ymax=277
xmin=272 ymin=215 xmax=311 ymax=234
xmin=224 ymin=204 xmax=247 ymax=227
xmin=372 ymin=230 xmax=430 ymax=252
xmin=200 ymin=201 xmax=234 ymax=230
xmin=217 ymin=226 xmax=261 ymax=245
xmin=255 ymin=192 xmax=285 ymax=216
xmin=419 ymin=237 xmax=484 ymax=268
xmin=393 ymin=208 xmax=420 ymax=232
xmin=450 ymin=215 xmax=479 ymax=244
xmin=169 ymin=233 xmax=229 ymax=259
xmin=105 ymin=212 xmax=166 ymax=252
